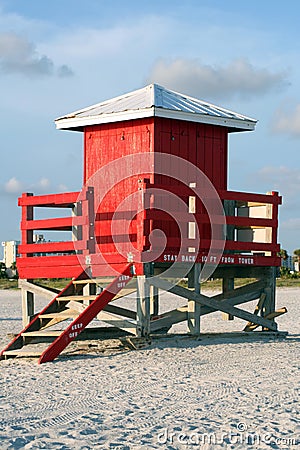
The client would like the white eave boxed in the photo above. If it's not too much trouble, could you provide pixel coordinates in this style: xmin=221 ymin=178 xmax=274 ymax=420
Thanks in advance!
xmin=55 ymin=84 xmax=257 ymax=132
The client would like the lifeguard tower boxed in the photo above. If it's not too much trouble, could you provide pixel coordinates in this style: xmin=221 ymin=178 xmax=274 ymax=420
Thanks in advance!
xmin=1 ymin=84 xmax=286 ymax=363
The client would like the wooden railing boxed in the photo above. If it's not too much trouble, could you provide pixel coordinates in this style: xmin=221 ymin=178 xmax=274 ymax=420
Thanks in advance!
xmin=17 ymin=188 xmax=95 ymax=278
xmin=17 ymin=181 xmax=282 ymax=279
xmin=139 ymin=181 xmax=282 ymax=263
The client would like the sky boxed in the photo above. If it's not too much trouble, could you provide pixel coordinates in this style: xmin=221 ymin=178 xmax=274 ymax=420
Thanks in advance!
xmin=0 ymin=0 xmax=299 ymax=258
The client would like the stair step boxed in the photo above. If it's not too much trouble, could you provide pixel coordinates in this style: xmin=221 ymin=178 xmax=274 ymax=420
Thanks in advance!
xmin=73 ymin=278 xmax=115 ymax=285
xmin=73 ymin=278 xmax=137 ymax=287
xmin=1 ymin=264 xmax=134 ymax=363
xmin=21 ymin=330 xmax=63 ymax=337
xmin=3 ymin=344 xmax=49 ymax=358
xmin=57 ymin=295 xmax=97 ymax=302
xmin=57 ymin=289 xmax=136 ymax=303
xmin=39 ymin=310 xmax=79 ymax=319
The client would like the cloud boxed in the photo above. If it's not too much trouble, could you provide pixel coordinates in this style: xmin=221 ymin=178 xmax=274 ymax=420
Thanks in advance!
xmin=58 ymin=183 xmax=69 ymax=192
xmin=147 ymin=58 xmax=288 ymax=100
xmin=4 ymin=177 xmax=24 ymax=194
xmin=0 ymin=32 xmax=74 ymax=78
xmin=272 ymin=103 xmax=300 ymax=137
xmin=3 ymin=177 xmax=53 ymax=196
xmin=37 ymin=178 xmax=50 ymax=190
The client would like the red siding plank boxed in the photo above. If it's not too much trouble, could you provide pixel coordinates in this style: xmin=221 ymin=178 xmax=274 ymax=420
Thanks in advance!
xmin=18 ymin=241 xmax=85 ymax=254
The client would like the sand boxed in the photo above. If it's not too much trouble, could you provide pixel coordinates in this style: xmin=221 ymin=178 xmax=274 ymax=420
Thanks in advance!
xmin=0 ymin=287 xmax=299 ymax=449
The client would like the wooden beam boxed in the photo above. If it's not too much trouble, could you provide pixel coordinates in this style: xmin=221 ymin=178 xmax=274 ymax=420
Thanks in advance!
xmin=18 ymin=241 xmax=84 ymax=255
xmin=200 ymin=287 xmax=264 ymax=317
xmin=147 ymin=278 xmax=277 ymax=331
xmin=97 ymin=311 xmax=136 ymax=335
xmin=21 ymin=287 xmax=34 ymax=327
xmin=40 ymin=309 xmax=79 ymax=329
xmin=243 ymin=292 xmax=266 ymax=331
xmin=207 ymin=266 xmax=273 ymax=279
xmin=19 ymin=280 xmax=60 ymax=299
xmin=150 ymin=279 xmax=265 ymax=331
xmin=66 ymin=301 xmax=136 ymax=334
xmin=150 ymin=307 xmax=188 ymax=332
xmin=105 ymin=304 xmax=136 ymax=320
xmin=18 ymin=191 xmax=79 ymax=208
xmin=21 ymin=217 xmax=73 ymax=231
xmin=136 ymin=263 xmax=152 ymax=337
xmin=263 ymin=267 xmax=277 ymax=317
xmin=209 ymin=279 xmax=265 ymax=302
xmin=150 ymin=285 xmax=159 ymax=317
xmin=188 ymin=263 xmax=201 ymax=335
xmin=222 ymin=277 xmax=235 ymax=321
xmin=244 ymin=308 xmax=287 ymax=332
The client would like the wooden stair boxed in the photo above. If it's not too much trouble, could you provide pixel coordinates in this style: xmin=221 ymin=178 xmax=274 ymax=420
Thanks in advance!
xmin=0 ymin=264 xmax=134 ymax=363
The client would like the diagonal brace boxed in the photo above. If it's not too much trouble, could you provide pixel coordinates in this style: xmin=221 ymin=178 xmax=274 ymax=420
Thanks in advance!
xmin=147 ymin=278 xmax=277 ymax=331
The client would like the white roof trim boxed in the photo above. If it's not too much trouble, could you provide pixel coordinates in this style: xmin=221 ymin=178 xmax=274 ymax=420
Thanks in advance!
xmin=55 ymin=83 xmax=257 ymax=132
xmin=56 ymin=108 xmax=154 ymax=129
xmin=56 ymin=106 xmax=256 ymax=131
xmin=153 ymin=108 xmax=256 ymax=130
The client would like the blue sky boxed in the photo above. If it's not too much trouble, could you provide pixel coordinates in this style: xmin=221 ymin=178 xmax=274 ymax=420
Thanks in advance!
xmin=0 ymin=0 xmax=299 ymax=257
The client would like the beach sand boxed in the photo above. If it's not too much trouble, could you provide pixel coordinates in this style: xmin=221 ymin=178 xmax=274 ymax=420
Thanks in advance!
xmin=0 ymin=287 xmax=299 ymax=449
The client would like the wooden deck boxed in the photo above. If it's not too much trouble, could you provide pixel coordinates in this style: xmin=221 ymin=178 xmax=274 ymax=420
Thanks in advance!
xmin=17 ymin=184 xmax=282 ymax=279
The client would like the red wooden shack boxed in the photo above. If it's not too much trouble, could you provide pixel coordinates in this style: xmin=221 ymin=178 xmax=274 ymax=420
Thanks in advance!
xmin=1 ymin=84 xmax=286 ymax=363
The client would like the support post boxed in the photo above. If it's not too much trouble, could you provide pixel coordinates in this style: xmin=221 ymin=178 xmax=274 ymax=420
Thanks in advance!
xmin=262 ymin=266 xmax=277 ymax=330
xmin=83 ymin=281 xmax=96 ymax=306
xmin=150 ymin=285 xmax=159 ymax=317
xmin=223 ymin=199 xmax=236 ymax=246
xmin=21 ymin=193 xmax=34 ymax=258
xmin=222 ymin=200 xmax=235 ymax=320
xmin=21 ymin=193 xmax=34 ymax=326
xmin=136 ymin=263 xmax=151 ymax=337
xmin=187 ymin=263 xmax=201 ymax=335
xmin=21 ymin=282 xmax=34 ymax=326
xmin=222 ymin=278 xmax=235 ymax=321
xmin=72 ymin=199 xmax=82 ymax=251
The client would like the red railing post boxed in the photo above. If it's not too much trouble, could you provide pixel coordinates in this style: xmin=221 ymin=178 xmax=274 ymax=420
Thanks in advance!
xmin=20 ymin=193 xmax=34 ymax=258
xmin=271 ymin=191 xmax=280 ymax=258
xmin=138 ymin=179 xmax=149 ymax=253
xmin=81 ymin=186 xmax=95 ymax=257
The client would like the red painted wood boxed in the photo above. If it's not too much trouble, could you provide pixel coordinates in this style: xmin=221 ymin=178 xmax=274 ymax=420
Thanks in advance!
xmin=38 ymin=264 xmax=133 ymax=363
xmin=159 ymin=253 xmax=281 ymax=267
xmin=18 ymin=191 xmax=79 ymax=207
xmin=142 ymin=183 xmax=282 ymax=205
xmin=16 ymin=113 xmax=281 ymax=279
xmin=164 ymin=237 xmax=280 ymax=253
xmin=18 ymin=241 xmax=85 ymax=255
xmin=84 ymin=118 xmax=154 ymax=255
xmin=17 ymin=253 xmax=133 ymax=278
xmin=0 ymin=271 xmax=87 ymax=359
xmin=145 ymin=210 xmax=277 ymax=228
xmin=21 ymin=217 xmax=73 ymax=231
xmin=16 ymin=249 xmax=281 ymax=280
xmin=21 ymin=193 xmax=34 ymax=258
xmin=219 ymin=190 xmax=282 ymax=205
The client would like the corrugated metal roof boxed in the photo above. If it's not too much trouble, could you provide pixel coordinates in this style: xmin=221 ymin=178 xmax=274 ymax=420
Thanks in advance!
xmin=55 ymin=84 xmax=257 ymax=132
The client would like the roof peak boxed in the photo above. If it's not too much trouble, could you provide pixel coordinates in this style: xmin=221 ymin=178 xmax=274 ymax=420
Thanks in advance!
xmin=55 ymin=83 xmax=257 ymax=132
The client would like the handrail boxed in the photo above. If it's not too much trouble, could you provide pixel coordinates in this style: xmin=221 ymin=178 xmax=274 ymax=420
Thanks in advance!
xmin=139 ymin=181 xmax=281 ymax=259
xmin=17 ymin=181 xmax=281 ymax=277
xmin=18 ymin=188 xmax=94 ymax=258
xmin=142 ymin=182 xmax=282 ymax=205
